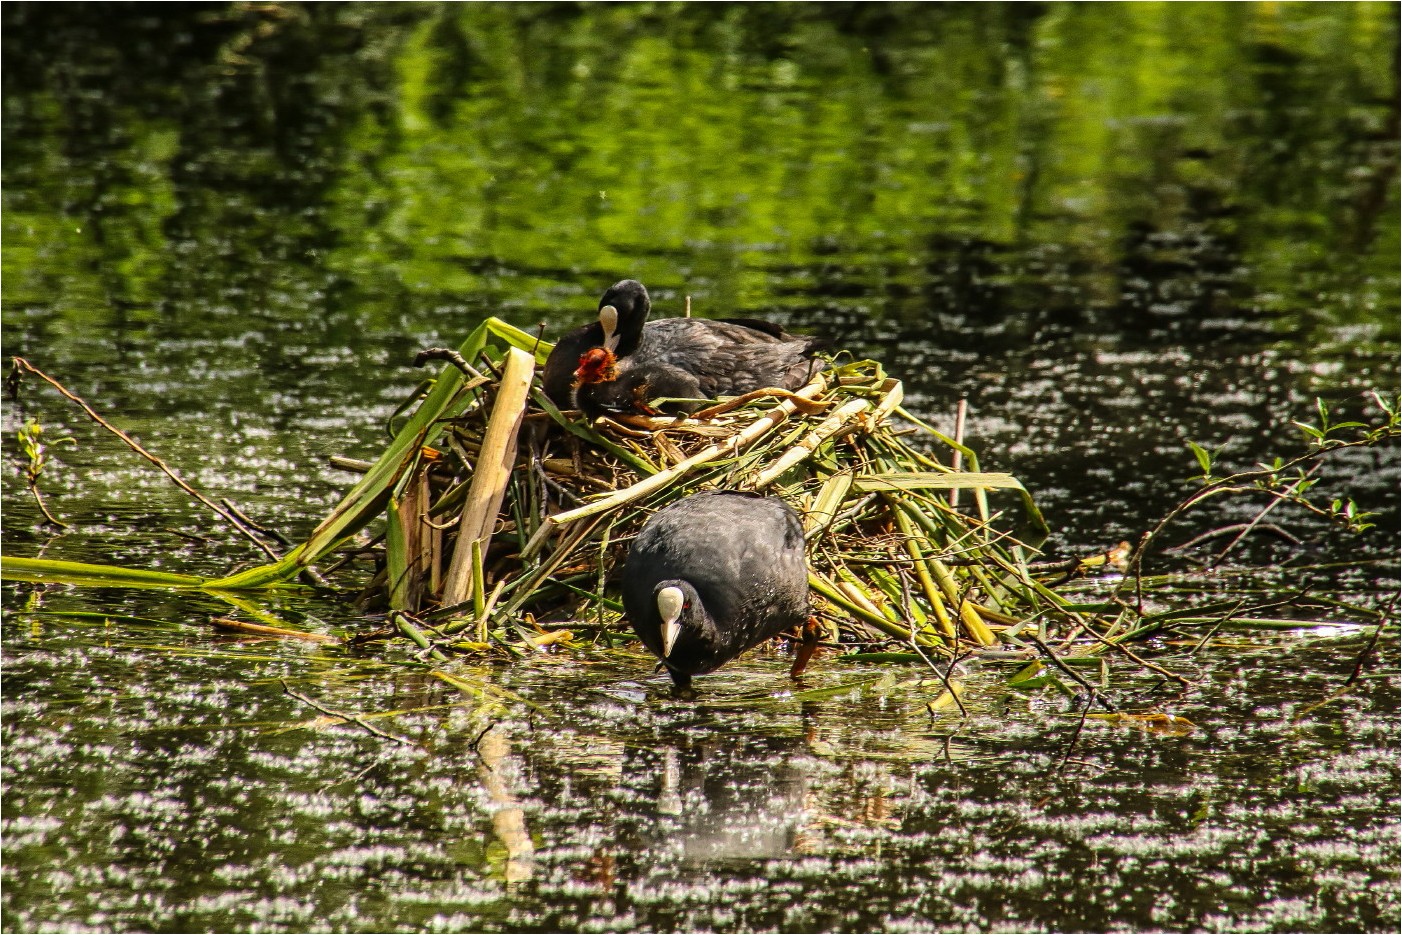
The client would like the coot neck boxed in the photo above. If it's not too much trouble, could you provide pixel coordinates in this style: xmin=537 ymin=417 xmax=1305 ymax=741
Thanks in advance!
xmin=612 ymin=306 xmax=648 ymax=358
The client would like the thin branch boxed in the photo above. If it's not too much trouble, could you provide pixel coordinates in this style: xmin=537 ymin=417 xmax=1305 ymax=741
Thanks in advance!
xmin=1056 ymin=692 xmax=1094 ymax=776
xmin=913 ymin=643 xmax=970 ymax=719
xmin=1084 ymin=630 xmax=1194 ymax=686
xmin=26 ymin=480 xmax=68 ymax=528
xmin=221 ymin=498 xmax=291 ymax=547
xmin=1188 ymin=599 xmax=1248 ymax=656
xmin=1208 ymin=465 xmax=1319 ymax=567
xmin=1122 ymin=432 xmax=1392 ymax=610
xmin=1028 ymin=634 xmax=1117 ymax=713
xmin=1336 ymin=620 xmax=1387 ymax=695
xmin=413 ymin=347 xmax=489 ymax=382
xmin=1166 ymin=522 xmax=1303 ymax=554
xmin=280 ymin=680 xmax=418 ymax=746
xmin=1292 ymin=607 xmax=1393 ymax=721
xmin=9 ymin=357 xmax=281 ymax=560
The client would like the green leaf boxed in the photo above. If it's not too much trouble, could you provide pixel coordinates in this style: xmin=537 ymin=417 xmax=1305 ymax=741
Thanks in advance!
xmin=836 ymin=652 xmax=925 ymax=664
xmin=1187 ymin=440 xmax=1213 ymax=474
xmin=485 ymin=318 xmax=555 ymax=364
xmin=3 ymin=556 xmax=208 ymax=589
xmin=386 ymin=495 xmax=410 ymax=611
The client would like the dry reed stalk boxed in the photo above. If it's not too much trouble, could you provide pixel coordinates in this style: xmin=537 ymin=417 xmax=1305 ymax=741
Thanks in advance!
xmin=443 ymin=347 xmax=535 ymax=606
xmin=753 ymin=397 xmax=871 ymax=488
xmin=211 ymin=618 xmax=336 ymax=642
xmin=520 ymin=376 xmax=829 ymax=559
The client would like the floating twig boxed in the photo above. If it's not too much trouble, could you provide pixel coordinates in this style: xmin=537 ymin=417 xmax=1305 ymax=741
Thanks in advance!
xmin=1056 ymin=693 xmax=1094 ymax=776
xmin=212 ymin=617 xmax=336 ymax=642
xmin=279 ymin=679 xmax=418 ymax=746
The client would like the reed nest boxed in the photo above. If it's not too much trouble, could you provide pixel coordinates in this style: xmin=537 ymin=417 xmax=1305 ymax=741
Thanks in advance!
xmin=328 ymin=318 xmax=1097 ymax=663
xmin=6 ymin=324 xmax=1389 ymax=713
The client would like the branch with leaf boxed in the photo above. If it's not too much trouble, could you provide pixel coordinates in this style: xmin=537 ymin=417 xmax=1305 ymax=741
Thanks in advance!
xmin=15 ymin=418 xmax=76 ymax=529
xmin=1122 ymin=391 xmax=1400 ymax=608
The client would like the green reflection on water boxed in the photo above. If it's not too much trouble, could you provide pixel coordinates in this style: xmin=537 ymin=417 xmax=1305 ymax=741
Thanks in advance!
xmin=319 ymin=1 xmax=1400 ymax=329
xmin=2 ymin=2 xmax=1397 ymax=352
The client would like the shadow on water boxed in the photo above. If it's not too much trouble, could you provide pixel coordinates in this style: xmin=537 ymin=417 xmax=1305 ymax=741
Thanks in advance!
xmin=2 ymin=3 xmax=1398 ymax=932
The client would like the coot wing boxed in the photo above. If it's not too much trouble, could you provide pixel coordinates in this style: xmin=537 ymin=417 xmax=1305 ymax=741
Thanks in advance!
xmin=541 ymin=321 xmax=604 ymax=408
xmin=637 ymin=319 xmax=825 ymax=399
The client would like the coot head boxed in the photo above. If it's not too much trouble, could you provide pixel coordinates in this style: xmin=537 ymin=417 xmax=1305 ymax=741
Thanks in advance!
xmin=653 ymin=580 xmax=698 ymax=659
xmin=597 ymin=279 xmax=650 ymax=356
xmin=645 ymin=577 xmax=718 ymax=693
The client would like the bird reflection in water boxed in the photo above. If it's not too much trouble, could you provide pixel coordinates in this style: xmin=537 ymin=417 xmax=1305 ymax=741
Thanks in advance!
xmin=626 ymin=735 xmax=813 ymax=862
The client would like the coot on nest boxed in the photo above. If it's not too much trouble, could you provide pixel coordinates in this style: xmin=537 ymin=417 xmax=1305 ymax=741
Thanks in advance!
xmin=622 ymin=490 xmax=813 ymax=691
xmin=542 ymin=280 xmax=825 ymax=416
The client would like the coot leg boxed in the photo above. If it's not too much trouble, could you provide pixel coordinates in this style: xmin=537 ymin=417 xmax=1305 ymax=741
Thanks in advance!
xmin=789 ymin=615 xmax=823 ymax=678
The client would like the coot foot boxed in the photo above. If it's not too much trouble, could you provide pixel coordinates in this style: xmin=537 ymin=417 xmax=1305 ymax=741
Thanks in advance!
xmin=790 ymin=615 xmax=823 ymax=679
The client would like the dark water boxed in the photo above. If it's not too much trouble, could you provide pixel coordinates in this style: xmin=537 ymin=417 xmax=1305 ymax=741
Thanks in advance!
xmin=3 ymin=4 xmax=1398 ymax=932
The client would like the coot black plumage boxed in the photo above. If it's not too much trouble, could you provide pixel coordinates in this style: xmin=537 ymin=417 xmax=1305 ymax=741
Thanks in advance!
xmin=622 ymin=490 xmax=811 ymax=691
xmin=578 ymin=316 xmax=825 ymax=417
xmin=542 ymin=279 xmax=826 ymax=416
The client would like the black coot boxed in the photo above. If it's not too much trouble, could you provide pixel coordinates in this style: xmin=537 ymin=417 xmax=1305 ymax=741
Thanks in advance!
xmin=579 ymin=316 xmax=826 ymax=416
xmin=542 ymin=279 xmax=826 ymax=416
xmin=622 ymin=490 xmax=811 ymax=691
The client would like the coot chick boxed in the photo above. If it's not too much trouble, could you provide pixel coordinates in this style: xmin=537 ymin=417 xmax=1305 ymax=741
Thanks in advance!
xmin=571 ymin=350 xmax=706 ymax=416
xmin=540 ymin=279 xmax=650 ymax=410
xmin=622 ymin=490 xmax=811 ymax=691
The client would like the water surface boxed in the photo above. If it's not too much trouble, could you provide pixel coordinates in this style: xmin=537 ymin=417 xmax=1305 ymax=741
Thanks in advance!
xmin=3 ymin=4 xmax=1398 ymax=932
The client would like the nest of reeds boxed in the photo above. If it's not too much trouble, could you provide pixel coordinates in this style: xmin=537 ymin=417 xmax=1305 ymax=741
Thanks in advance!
xmin=333 ymin=319 xmax=1075 ymax=660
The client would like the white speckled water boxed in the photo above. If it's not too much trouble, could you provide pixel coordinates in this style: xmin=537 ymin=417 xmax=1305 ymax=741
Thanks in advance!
xmin=3 ymin=5 xmax=1398 ymax=932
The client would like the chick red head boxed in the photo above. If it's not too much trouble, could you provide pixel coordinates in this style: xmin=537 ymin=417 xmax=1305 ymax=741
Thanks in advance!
xmin=572 ymin=347 xmax=618 ymax=387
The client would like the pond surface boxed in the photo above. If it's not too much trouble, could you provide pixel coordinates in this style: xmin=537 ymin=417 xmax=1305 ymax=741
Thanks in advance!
xmin=2 ymin=4 xmax=1398 ymax=933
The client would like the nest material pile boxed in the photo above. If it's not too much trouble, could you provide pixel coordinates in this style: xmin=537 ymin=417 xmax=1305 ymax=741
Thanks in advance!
xmin=331 ymin=319 xmax=1073 ymax=658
